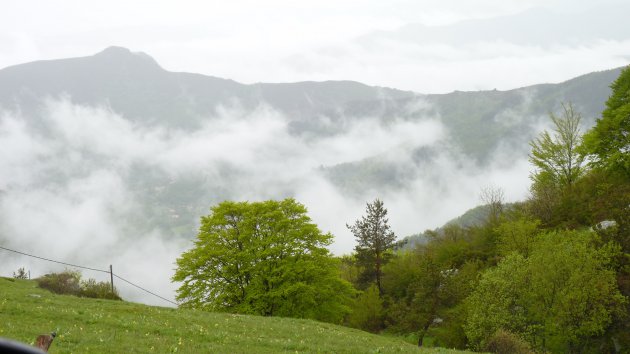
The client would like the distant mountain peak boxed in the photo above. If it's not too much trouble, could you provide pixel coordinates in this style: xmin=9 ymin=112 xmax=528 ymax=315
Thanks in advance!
xmin=93 ymin=46 xmax=162 ymax=70
xmin=97 ymin=46 xmax=133 ymax=55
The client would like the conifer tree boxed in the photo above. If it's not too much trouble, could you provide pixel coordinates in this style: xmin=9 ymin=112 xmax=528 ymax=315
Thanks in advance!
xmin=347 ymin=199 xmax=396 ymax=294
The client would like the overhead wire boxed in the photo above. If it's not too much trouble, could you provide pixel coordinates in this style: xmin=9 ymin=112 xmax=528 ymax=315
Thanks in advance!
xmin=0 ymin=245 xmax=109 ymax=273
xmin=0 ymin=245 xmax=178 ymax=306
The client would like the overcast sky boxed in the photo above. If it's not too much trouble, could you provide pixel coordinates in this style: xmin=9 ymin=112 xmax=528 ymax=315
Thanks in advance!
xmin=2 ymin=0 xmax=629 ymax=93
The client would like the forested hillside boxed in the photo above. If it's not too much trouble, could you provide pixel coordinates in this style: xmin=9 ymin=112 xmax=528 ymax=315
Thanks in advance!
xmin=335 ymin=67 xmax=629 ymax=353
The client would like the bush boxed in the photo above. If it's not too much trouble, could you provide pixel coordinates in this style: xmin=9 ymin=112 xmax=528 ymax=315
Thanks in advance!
xmin=484 ymin=329 xmax=533 ymax=354
xmin=346 ymin=284 xmax=384 ymax=333
xmin=37 ymin=270 xmax=82 ymax=295
xmin=12 ymin=267 xmax=28 ymax=279
xmin=81 ymin=278 xmax=122 ymax=300
xmin=37 ymin=270 xmax=121 ymax=300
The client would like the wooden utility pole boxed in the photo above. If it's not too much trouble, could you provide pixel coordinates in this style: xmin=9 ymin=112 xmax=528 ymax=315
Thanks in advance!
xmin=109 ymin=264 xmax=114 ymax=294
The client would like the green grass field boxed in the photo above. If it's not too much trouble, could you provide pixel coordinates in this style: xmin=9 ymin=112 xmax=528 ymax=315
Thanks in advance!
xmin=0 ymin=277 xmax=468 ymax=353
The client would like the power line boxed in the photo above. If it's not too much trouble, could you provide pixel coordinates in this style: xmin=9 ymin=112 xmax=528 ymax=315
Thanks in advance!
xmin=113 ymin=274 xmax=178 ymax=306
xmin=0 ymin=245 xmax=178 ymax=306
xmin=0 ymin=245 xmax=109 ymax=273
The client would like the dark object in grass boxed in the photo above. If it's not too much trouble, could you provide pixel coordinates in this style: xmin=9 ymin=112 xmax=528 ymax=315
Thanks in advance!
xmin=34 ymin=332 xmax=56 ymax=352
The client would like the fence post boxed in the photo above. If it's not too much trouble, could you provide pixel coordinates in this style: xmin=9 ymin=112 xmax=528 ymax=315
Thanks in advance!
xmin=109 ymin=264 xmax=114 ymax=294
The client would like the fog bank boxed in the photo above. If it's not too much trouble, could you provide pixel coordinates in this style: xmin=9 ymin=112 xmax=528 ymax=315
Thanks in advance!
xmin=0 ymin=98 xmax=534 ymax=305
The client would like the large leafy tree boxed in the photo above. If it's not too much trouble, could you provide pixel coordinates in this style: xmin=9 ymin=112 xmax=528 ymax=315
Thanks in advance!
xmin=347 ymin=198 xmax=396 ymax=294
xmin=582 ymin=65 xmax=630 ymax=175
xmin=528 ymin=103 xmax=586 ymax=225
xmin=529 ymin=102 xmax=586 ymax=189
xmin=172 ymin=198 xmax=354 ymax=323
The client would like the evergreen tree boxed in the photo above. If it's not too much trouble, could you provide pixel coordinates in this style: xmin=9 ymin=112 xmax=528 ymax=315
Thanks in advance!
xmin=347 ymin=199 xmax=396 ymax=294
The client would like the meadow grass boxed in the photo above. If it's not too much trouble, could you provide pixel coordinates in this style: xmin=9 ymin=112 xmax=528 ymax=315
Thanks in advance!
xmin=0 ymin=277 xmax=468 ymax=353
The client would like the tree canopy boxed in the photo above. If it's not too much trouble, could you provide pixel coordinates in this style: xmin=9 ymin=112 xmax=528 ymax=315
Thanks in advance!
xmin=529 ymin=102 xmax=585 ymax=189
xmin=172 ymin=198 xmax=354 ymax=323
xmin=465 ymin=230 xmax=625 ymax=353
xmin=582 ymin=65 xmax=630 ymax=175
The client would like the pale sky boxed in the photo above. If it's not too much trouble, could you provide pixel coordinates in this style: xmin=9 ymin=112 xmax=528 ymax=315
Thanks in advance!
xmin=2 ymin=0 xmax=629 ymax=93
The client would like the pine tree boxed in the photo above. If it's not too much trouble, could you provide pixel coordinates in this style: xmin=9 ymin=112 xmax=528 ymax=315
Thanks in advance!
xmin=347 ymin=199 xmax=396 ymax=294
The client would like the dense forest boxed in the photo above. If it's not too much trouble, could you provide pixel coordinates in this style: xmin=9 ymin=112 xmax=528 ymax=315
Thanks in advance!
xmin=173 ymin=66 xmax=629 ymax=353
xmin=336 ymin=67 xmax=630 ymax=353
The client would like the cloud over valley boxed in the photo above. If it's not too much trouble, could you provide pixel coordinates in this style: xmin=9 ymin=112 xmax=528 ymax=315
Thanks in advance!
xmin=0 ymin=96 xmax=534 ymax=304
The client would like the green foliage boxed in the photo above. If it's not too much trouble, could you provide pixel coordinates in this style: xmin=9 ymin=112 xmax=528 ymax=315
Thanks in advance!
xmin=484 ymin=329 xmax=533 ymax=354
xmin=464 ymin=253 xmax=529 ymax=349
xmin=383 ymin=244 xmax=482 ymax=348
xmin=347 ymin=284 xmax=384 ymax=333
xmin=36 ymin=270 xmax=121 ymax=300
xmin=340 ymin=68 xmax=630 ymax=352
xmin=495 ymin=218 xmax=540 ymax=257
xmin=37 ymin=270 xmax=82 ymax=295
xmin=338 ymin=254 xmax=361 ymax=285
xmin=527 ymin=103 xmax=590 ymax=227
xmin=526 ymin=171 xmax=561 ymax=225
xmin=347 ymin=198 xmax=397 ymax=293
xmin=582 ymin=65 xmax=630 ymax=175
xmin=382 ymin=250 xmax=442 ymax=342
xmin=1 ymin=278 xmax=463 ymax=354
xmin=529 ymin=102 xmax=586 ymax=189
xmin=173 ymin=198 xmax=354 ymax=323
xmin=465 ymin=230 xmax=626 ymax=352
xmin=425 ymin=224 xmax=476 ymax=268
xmin=80 ymin=278 xmax=123 ymax=300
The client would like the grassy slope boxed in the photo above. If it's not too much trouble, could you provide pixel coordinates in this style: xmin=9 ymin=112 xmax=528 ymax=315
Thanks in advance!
xmin=0 ymin=278 xmax=467 ymax=353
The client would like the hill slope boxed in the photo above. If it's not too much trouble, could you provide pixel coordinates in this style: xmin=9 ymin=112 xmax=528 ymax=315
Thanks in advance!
xmin=0 ymin=278 xmax=466 ymax=353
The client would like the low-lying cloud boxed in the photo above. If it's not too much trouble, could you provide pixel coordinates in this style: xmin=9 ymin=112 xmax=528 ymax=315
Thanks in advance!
xmin=0 ymin=97 xmax=533 ymax=305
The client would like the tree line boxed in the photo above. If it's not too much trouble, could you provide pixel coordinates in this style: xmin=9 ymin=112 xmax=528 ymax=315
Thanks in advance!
xmin=172 ymin=66 xmax=630 ymax=353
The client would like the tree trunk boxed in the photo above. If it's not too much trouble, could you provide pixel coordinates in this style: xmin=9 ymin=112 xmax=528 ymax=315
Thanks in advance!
xmin=417 ymin=320 xmax=432 ymax=347
xmin=375 ymin=252 xmax=382 ymax=295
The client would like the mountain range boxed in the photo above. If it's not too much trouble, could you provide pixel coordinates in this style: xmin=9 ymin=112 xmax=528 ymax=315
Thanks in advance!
xmin=0 ymin=47 xmax=623 ymax=249
xmin=1 ymin=46 xmax=620 ymax=157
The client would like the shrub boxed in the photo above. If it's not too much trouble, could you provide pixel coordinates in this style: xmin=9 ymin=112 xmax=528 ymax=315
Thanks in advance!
xmin=346 ymin=284 xmax=384 ymax=333
xmin=37 ymin=270 xmax=121 ymax=300
xmin=81 ymin=278 xmax=122 ymax=300
xmin=37 ymin=270 xmax=82 ymax=295
xmin=484 ymin=329 xmax=533 ymax=354
xmin=12 ymin=267 xmax=28 ymax=279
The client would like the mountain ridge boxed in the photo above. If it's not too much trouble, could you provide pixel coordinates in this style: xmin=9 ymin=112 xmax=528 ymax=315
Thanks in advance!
xmin=0 ymin=47 xmax=625 ymax=246
xmin=2 ymin=48 xmax=421 ymax=134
